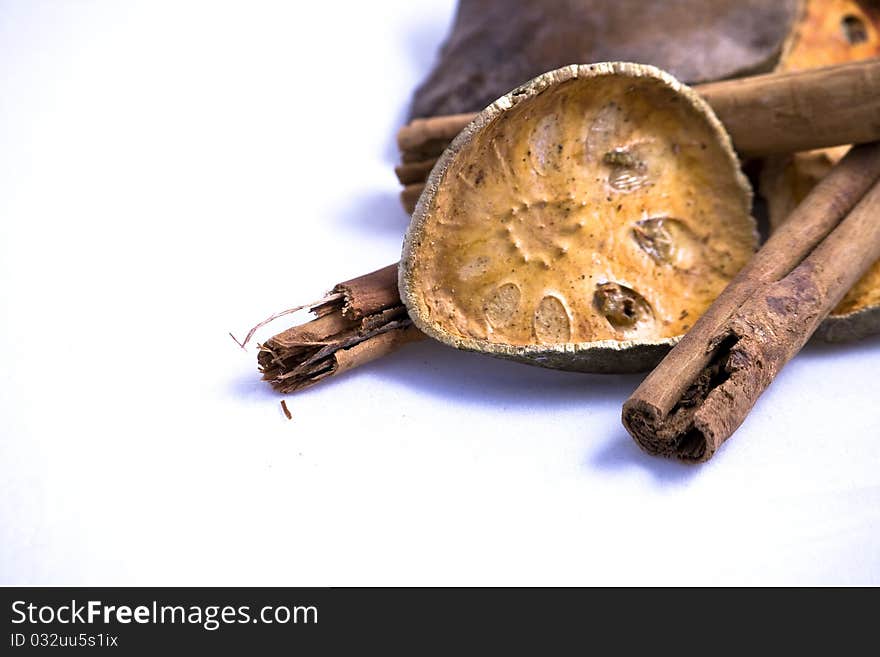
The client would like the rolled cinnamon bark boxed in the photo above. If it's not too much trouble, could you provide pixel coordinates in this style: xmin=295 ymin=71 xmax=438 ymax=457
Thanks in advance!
xmin=400 ymin=184 xmax=425 ymax=216
xmin=396 ymin=113 xmax=478 ymax=152
xmin=257 ymin=265 xmax=424 ymax=393
xmin=696 ymin=59 xmax=880 ymax=157
xmin=397 ymin=60 xmax=880 ymax=190
xmin=394 ymin=159 xmax=440 ymax=185
xmin=622 ymin=142 xmax=880 ymax=461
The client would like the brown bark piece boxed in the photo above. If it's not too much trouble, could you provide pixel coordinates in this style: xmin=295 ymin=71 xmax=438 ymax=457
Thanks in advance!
xmin=410 ymin=0 xmax=800 ymax=119
xmin=257 ymin=266 xmax=425 ymax=394
xmin=332 ymin=264 xmax=401 ymax=320
xmin=333 ymin=325 xmax=424 ymax=374
xmin=400 ymin=184 xmax=424 ymax=215
xmin=394 ymin=159 xmax=439 ymax=185
xmin=397 ymin=113 xmax=478 ymax=151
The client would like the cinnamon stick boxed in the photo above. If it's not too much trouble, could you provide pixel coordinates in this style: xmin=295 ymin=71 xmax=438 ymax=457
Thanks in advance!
xmin=396 ymin=113 xmax=477 ymax=151
xmin=400 ymin=183 xmax=425 ymax=215
xmin=256 ymin=265 xmax=424 ymax=393
xmin=622 ymin=142 xmax=880 ymax=461
xmin=394 ymin=159 xmax=439 ymax=185
xmin=396 ymin=60 xmax=880 ymax=190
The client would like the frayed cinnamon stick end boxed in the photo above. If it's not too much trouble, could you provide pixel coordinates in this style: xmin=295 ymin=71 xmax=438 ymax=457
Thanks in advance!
xmin=623 ymin=392 xmax=720 ymax=464
xmin=255 ymin=264 xmax=426 ymax=394
xmin=259 ymin=323 xmax=423 ymax=394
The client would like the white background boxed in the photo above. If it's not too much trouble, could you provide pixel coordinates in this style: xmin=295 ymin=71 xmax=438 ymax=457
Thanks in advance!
xmin=1 ymin=0 xmax=878 ymax=586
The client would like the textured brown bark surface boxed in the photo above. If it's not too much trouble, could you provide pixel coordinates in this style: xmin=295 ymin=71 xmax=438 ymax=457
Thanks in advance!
xmin=257 ymin=266 xmax=424 ymax=393
xmin=410 ymin=0 xmax=800 ymax=118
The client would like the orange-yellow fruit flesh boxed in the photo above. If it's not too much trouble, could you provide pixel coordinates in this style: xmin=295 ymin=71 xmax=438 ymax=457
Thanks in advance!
xmin=410 ymin=76 xmax=754 ymax=346
xmin=781 ymin=0 xmax=880 ymax=71
xmin=767 ymin=0 xmax=880 ymax=319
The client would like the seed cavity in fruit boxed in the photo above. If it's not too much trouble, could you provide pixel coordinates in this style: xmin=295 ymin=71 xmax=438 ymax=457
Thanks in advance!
xmin=604 ymin=147 xmax=649 ymax=192
xmin=484 ymin=283 xmax=522 ymax=327
xmin=631 ymin=216 xmax=702 ymax=270
xmin=841 ymin=15 xmax=868 ymax=45
xmin=632 ymin=217 xmax=675 ymax=263
xmin=534 ymin=295 xmax=571 ymax=343
xmin=529 ymin=113 xmax=564 ymax=175
xmin=459 ymin=255 xmax=491 ymax=280
xmin=593 ymin=282 xmax=653 ymax=331
xmin=585 ymin=101 xmax=621 ymax=161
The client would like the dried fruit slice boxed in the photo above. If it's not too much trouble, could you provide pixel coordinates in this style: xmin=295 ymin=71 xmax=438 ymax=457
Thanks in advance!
xmin=399 ymin=63 xmax=756 ymax=373
xmin=761 ymin=0 xmax=880 ymax=341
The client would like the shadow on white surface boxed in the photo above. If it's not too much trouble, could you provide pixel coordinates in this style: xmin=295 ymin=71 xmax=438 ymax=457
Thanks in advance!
xmin=332 ymin=189 xmax=411 ymax=237
xmin=367 ymin=339 xmax=644 ymax=407
xmin=379 ymin=17 xmax=447 ymax=165
xmin=589 ymin=431 xmax=701 ymax=484
xmin=382 ymin=98 xmax=412 ymax=166
xmin=801 ymin=331 xmax=880 ymax=359
xmin=365 ymin=339 xmax=704 ymax=482
xmin=223 ymin=307 xmax=880 ymax=487
xmin=228 ymin=370 xmax=285 ymax=403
